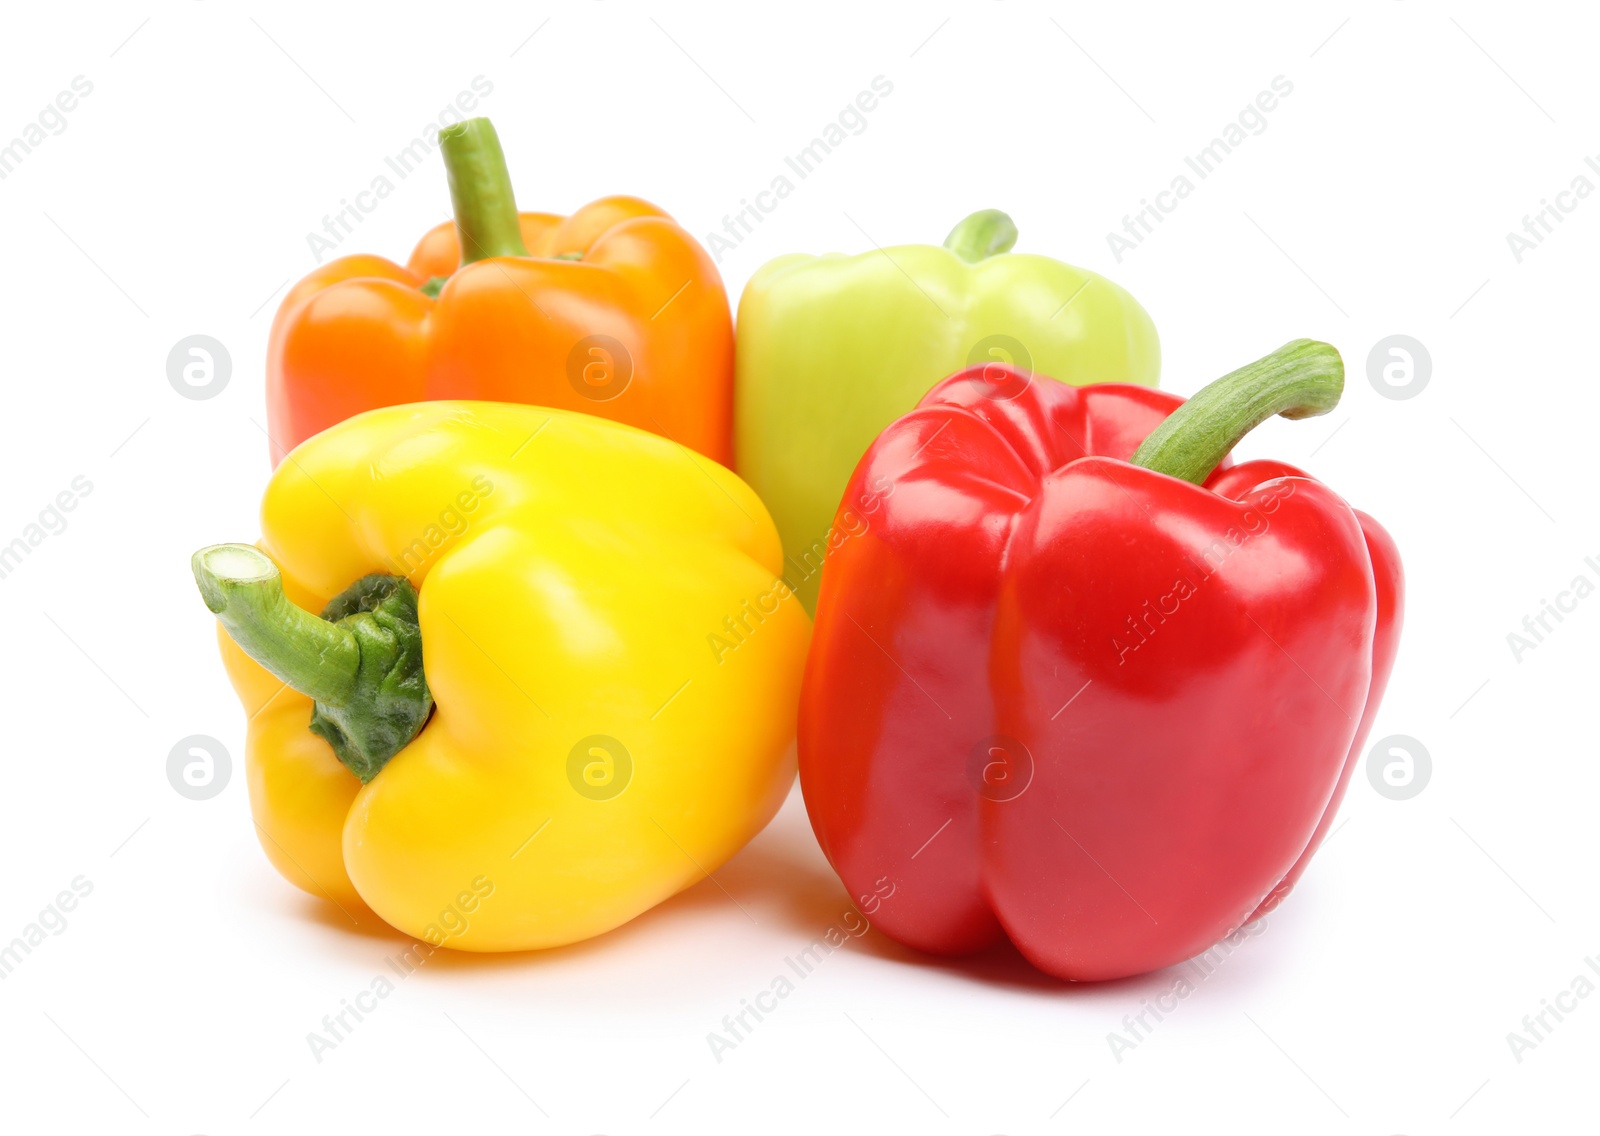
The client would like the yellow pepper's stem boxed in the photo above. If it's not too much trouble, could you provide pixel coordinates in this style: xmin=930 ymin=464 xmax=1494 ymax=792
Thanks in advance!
xmin=192 ymin=544 xmax=432 ymax=782
xmin=193 ymin=545 xmax=359 ymax=702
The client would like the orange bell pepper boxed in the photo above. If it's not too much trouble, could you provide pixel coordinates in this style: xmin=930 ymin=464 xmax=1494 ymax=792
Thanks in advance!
xmin=266 ymin=118 xmax=733 ymax=465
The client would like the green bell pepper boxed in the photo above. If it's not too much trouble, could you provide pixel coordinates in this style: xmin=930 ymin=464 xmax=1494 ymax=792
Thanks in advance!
xmin=734 ymin=209 xmax=1162 ymax=611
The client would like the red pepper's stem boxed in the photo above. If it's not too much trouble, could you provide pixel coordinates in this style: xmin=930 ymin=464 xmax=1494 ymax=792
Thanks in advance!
xmin=1130 ymin=339 xmax=1343 ymax=485
xmin=439 ymin=117 xmax=529 ymax=266
xmin=943 ymin=210 xmax=1018 ymax=262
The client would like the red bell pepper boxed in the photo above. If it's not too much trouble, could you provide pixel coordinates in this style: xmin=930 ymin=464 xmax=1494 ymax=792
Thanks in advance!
xmin=798 ymin=340 xmax=1402 ymax=981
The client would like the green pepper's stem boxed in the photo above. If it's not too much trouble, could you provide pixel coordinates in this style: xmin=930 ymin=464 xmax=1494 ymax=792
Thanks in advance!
xmin=943 ymin=209 xmax=1018 ymax=263
xmin=192 ymin=544 xmax=433 ymax=782
xmin=193 ymin=544 xmax=360 ymax=704
xmin=1129 ymin=339 xmax=1344 ymax=485
xmin=439 ymin=117 xmax=529 ymax=266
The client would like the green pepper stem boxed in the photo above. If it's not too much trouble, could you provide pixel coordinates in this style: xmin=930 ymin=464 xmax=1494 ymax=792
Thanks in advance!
xmin=193 ymin=544 xmax=360 ymax=704
xmin=1129 ymin=339 xmax=1344 ymax=485
xmin=943 ymin=209 xmax=1018 ymax=262
xmin=439 ymin=117 xmax=529 ymax=266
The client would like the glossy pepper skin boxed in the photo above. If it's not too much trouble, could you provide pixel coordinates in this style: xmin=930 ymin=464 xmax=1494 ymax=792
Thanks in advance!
xmin=268 ymin=118 xmax=733 ymax=465
xmin=198 ymin=401 xmax=808 ymax=951
xmin=735 ymin=209 xmax=1160 ymax=611
xmin=798 ymin=343 xmax=1401 ymax=981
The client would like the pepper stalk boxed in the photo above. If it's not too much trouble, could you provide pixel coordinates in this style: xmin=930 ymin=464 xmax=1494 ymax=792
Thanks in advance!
xmin=1130 ymin=339 xmax=1343 ymax=485
xmin=191 ymin=544 xmax=432 ymax=782
xmin=421 ymin=117 xmax=533 ymax=297
xmin=943 ymin=209 xmax=1019 ymax=263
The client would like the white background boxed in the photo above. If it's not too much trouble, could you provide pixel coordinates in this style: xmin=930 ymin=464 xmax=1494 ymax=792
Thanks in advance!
xmin=0 ymin=1 xmax=1593 ymax=1132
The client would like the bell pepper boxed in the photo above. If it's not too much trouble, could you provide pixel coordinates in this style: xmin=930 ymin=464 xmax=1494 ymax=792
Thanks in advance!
xmin=268 ymin=118 xmax=734 ymax=466
xmin=798 ymin=340 xmax=1403 ymax=981
xmin=191 ymin=401 xmax=808 ymax=951
xmin=734 ymin=209 xmax=1161 ymax=610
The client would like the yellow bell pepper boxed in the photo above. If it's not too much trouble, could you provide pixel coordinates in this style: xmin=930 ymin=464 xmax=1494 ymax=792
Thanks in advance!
xmin=192 ymin=401 xmax=809 ymax=951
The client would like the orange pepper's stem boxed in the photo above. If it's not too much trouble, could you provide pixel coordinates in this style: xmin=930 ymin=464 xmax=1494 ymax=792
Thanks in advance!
xmin=439 ymin=117 xmax=529 ymax=266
